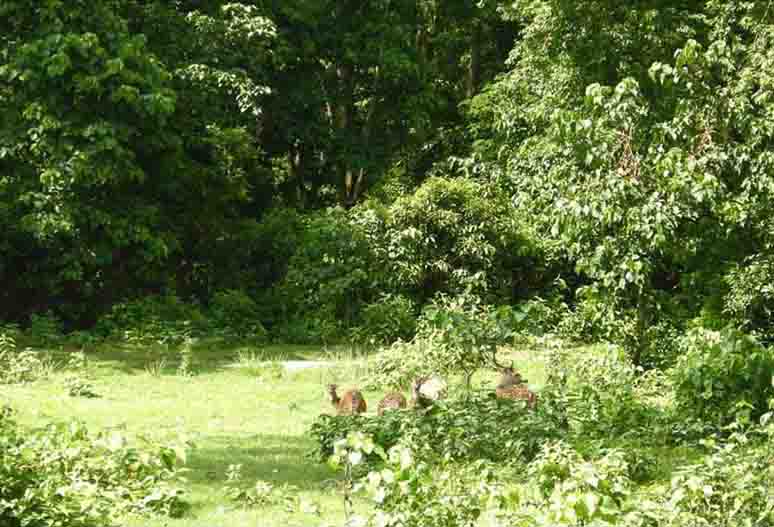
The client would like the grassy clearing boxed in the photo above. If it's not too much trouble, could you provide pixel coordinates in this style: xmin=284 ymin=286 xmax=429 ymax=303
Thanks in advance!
xmin=0 ymin=339 xmax=547 ymax=526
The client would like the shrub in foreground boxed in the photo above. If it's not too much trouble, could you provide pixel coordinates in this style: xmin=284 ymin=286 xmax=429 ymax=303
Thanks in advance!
xmin=309 ymin=393 xmax=563 ymax=467
xmin=671 ymin=328 xmax=774 ymax=428
xmin=0 ymin=407 xmax=189 ymax=526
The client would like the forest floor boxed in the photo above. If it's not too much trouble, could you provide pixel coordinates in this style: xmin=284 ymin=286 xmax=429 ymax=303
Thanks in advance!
xmin=0 ymin=341 xmax=546 ymax=527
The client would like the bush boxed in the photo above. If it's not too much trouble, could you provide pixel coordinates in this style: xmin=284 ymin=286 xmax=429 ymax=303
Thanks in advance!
xmin=368 ymin=335 xmax=442 ymax=390
xmin=671 ymin=328 xmax=774 ymax=428
xmin=208 ymin=289 xmax=267 ymax=340
xmin=309 ymin=392 xmax=563 ymax=467
xmin=272 ymin=207 xmax=379 ymax=342
xmin=542 ymin=344 xmax=660 ymax=438
xmin=383 ymin=176 xmax=537 ymax=301
xmin=27 ymin=311 xmax=63 ymax=345
xmin=363 ymin=449 xmax=501 ymax=527
xmin=368 ymin=294 xmax=521 ymax=390
xmin=0 ymin=408 xmax=189 ymax=526
xmin=0 ymin=332 xmax=54 ymax=384
xmin=349 ymin=293 xmax=417 ymax=345
xmin=93 ymin=294 xmax=204 ymax=345
xmin=504 ymin=442 xmax=633 ymax=526
xmin=624 ymin=424 xmax=774 ymax=527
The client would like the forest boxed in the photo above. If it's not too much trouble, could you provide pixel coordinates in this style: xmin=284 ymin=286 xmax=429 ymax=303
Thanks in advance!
xmin=1 ymin=1 xmax=774 ymax=526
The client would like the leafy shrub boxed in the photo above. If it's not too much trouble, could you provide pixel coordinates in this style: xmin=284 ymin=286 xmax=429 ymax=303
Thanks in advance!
xmin=515 ymin=292 xmax=572 ymax=337
xmin=223 ymin=464 xmax=297 ymax=509
xmin=93 ymin=294 xmax=203 ymax=344
xmin=208 ymin=289 xmax=267 ymax=340
xmin=542 ymin=345 xmax=659 ymax=438
xmin=349 ymin=293 xmax=417 ymax=345
xmin=273 ymin=207 xmax=378 ymax=342
xmin=671 ymin=328 xmax=774 ymax=428
xmin=363 ymin=447 xmax=501 ymax=527
xmin=504 ymin=442 xmax=633 ymax=526
xmin=270 ymin=314 xmax=344 ymax=345
xmin=309 ymin=393 xmax=563 ymax=466
xmin=725 ymin=255 xmax=774 ymax=335
xmin=368 ymin=334 xmax=443 ymax=391
xmin=623 ymin=424 xmax=774 ymax=527
xmin=28 ymin=310 xmax=64 ymax=345
xmin=383 ymin=176 xmax=536 ymax=301
xmin=0 ymin=332 xmax=54 ymax=384
xmin=0 ymin=408 xmax=189 ymax=526
xmin=556 ymin=286 xmax=636 ymax=346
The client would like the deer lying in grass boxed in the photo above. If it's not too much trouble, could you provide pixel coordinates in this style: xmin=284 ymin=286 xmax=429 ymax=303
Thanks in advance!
xmin=327 ymin=384 xmax=367 ymax=415
xmin=377 ymin=391 xmax=408 ymax=415
xmin=495 ymin=364 xmax=538 ymax=409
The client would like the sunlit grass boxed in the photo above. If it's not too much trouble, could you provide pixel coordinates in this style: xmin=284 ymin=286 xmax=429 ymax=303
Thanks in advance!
xmin=1 ymin=342 xmax=374 ymax=527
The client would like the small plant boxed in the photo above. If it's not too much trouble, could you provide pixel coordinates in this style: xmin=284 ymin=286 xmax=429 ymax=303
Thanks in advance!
xmin=223 ymin=464 xmax=297 ymax=509
xmin=64 ymin=375 xmax=100 ymax=398
xmin=503 ymin=442 xmax=633 ymax=526
xmin=235 ymin=349 xmax=284 ymax=380
xmin=359 ymin=443 xmax=501 ymax=527
xmin=177 ymin=337 xmax=196 ymax=377
xmin=541 ymin=344 xmax=658 ymax=438
xmin=329 ymin=432 xmax=386 ymax=521
xmin=63 ymin=351 xmax=99 ymax=397
xmin=0 ymin=332 xmax=55 ymax=384
xmin=145 ymin=358 xmax=168 ymax=377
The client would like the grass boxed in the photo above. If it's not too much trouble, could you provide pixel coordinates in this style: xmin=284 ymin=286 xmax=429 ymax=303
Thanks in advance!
xmin=1 ymin=338 xmax=549 ymax=526
xmin=5 ymin=337 xmax=713 ymax=525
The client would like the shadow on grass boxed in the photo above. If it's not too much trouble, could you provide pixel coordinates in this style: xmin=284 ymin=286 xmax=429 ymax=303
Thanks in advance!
xmin=186 ymin=433 xmax=337 ymax=491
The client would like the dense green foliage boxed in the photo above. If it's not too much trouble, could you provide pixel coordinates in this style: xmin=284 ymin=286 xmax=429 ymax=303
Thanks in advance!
xmin=5 ymin=1 xmax=774 ymax=524
xmin=0 ymin=406 xmax=188 ymax=526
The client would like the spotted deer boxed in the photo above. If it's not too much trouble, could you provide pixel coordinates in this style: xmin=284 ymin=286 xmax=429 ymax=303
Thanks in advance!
xmin=327 ymin=384 xmax=367 ymax=415
xmin=495 ymin=364 xmax=538 ymax=409
xmin=377 ymin=391 xmax=408 ymax=415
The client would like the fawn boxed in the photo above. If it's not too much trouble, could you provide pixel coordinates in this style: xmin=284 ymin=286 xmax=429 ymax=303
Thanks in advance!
xmin=327 ymin=384 xmax=367 ymax=415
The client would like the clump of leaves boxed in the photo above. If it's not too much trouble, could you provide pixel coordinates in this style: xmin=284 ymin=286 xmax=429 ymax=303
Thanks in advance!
xmin=28 ymin=311 xmax=64 ymax=345
xmin=0 ymin=332 xmax=55 ymax=384
xmin=541 ymin=344 xmax=661 ymax=438
xmin=362 ymin=445 xmax=501 ymax=527
xmin=223 ymin=464 xmax=297 ymax=510
xmin=0 ymin=408 xmax=190 ymax=526
xmin=625 ymin=418 xmax=774 ymax=527
xmin=208 ymin=289 xmax=268 ymax=340
xmin=671 ymin=328 xmax=774 ymax=429
xmin=177 ymin=337 xmax=196 ymax=377
xmin=63 ymin=351 xmax=99 ymax=398
xmin=64 ymin=375 xmax=100 ymax=398
xmin=502 ymin=442 xmax=633 ymax=526
xmin=349 ymin=293 xmax=418 ymax=346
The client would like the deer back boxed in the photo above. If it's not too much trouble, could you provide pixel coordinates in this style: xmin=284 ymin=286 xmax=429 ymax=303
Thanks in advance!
xmin=495 ymin=384 xmax=538 ymax=408
xmin=377 ymin=392 xmax=407 ymax=415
